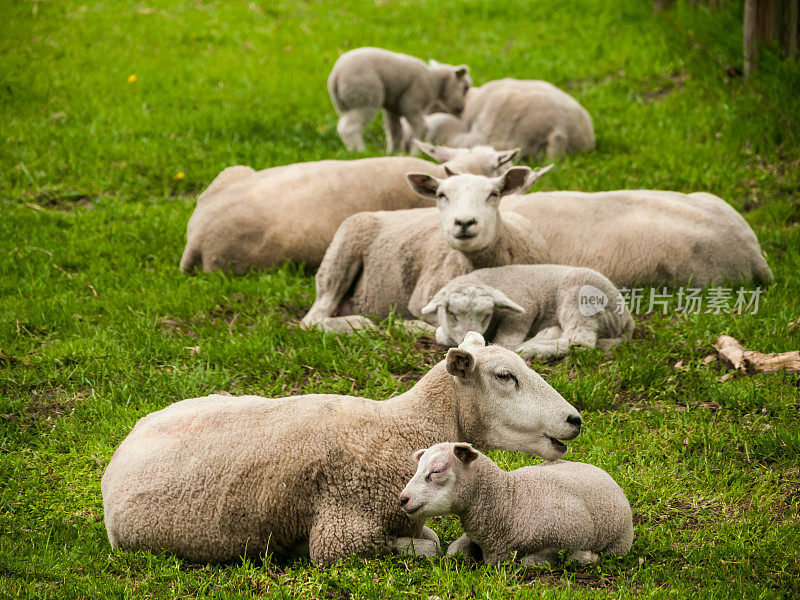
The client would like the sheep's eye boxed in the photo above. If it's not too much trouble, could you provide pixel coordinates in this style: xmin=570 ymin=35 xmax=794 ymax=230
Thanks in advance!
xmin=487 ymin=192 xmax=499 ymax=201
xmin=495 ymin=372 xmax=518 ymax=386
xmin=425 ymin=468 xmax=444 ymax=482
xmin=437 ymin=193 xmax=447 ymax=201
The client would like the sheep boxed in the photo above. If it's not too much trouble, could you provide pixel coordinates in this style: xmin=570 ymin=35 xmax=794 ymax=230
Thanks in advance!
xmin=501 ymin=189 xmax=774 ymax=287
xmin=420 ymin=265 xmax=634 ymax=359
xmin=402 ymin=113 xmax=485 ymax=150
xmin=460 ymin=78 xmax=595 ymax=159
xmin=328 ymin=47 xmax=471 ymax=152
xmin=101 ymin=332 xmax=583 ymax=564
xmin=399 ymin=442 xmax=633 ymax=566
xmin=180 ymin=145 xmax=519 ymax=274
xmin=299 ymin=166 xmax=553 ymax=333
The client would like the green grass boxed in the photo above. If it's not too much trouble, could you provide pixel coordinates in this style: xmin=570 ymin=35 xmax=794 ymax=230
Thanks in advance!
xmin=1 ymin=0 xmax=799 ymax=598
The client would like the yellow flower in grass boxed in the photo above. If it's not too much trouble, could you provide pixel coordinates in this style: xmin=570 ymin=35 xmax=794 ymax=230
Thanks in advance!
xmin=127 ymin=74 xmax=137 ymax=83
xmin=175 ymin=171 xmax=185 ymax=180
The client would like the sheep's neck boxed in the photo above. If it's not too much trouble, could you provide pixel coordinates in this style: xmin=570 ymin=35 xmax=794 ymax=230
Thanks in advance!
xmin=463 ymin=219 xmax=514 ymax=269
xmin=457 ymin=460 xmax=517 ymax=551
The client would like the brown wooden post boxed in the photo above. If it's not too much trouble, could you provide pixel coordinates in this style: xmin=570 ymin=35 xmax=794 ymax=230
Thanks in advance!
xmin=788 ymin=0 xmax=798 ymax=58
xmin=744 ymin=0 xmax=759 ymax=77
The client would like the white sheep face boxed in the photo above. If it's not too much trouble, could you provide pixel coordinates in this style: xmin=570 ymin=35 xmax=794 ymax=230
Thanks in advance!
xmin=399 ymin=443 xmax=474 ymax=518
xmin=407 ymin=167 xmax=531 ymax=255
xmin=431 ymin=61 xmax=471 ymax=115
xmin=446 ymin=332 xmax=581 ymax=460
xmin=415 ymin=141 xmax=520 ymax=177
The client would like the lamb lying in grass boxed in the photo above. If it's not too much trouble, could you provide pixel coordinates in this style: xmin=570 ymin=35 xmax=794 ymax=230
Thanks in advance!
xmin=180 ymin=145 xmax=516 ymax=273
xmin=102 ymin=332 xmax=582 ymax=563
xmin=421 ymin=265 xmax=634 ymax=359
xmin=399 ymin=442 xmax=633 ymax=565
xmin=328 ymin=47 xmax=471 ymax=152
xmin=300 ymin=166 xmax=553 ymax=333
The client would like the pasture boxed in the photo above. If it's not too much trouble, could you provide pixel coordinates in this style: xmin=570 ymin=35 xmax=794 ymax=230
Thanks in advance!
xmin=1 ymin=0 xmax=799 ymax=598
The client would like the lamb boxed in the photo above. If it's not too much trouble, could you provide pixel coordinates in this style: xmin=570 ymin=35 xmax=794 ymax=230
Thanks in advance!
xmin=501 ymin=189 xmax=773 ymax=287
xmin=180 ymin=145 xmax=518 ymax=274
xmin=101 ymin=332 xmax=583 ymax=564
xmin=421 ymin=265 xmax=634 ymax=359
xmin=399 ymin=442 xmax=633 ymax=566
xmin=402 ymin=113 xmax=485 ymax=150
xmin=460 ymin=78 xmax=595 ymax=159
xmin=299 ymin=166 xmax=553 ymax=333
xmin=328 ymin=47 xmax=471 ymax=152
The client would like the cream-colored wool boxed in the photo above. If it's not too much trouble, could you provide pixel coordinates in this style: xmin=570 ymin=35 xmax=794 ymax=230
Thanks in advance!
xmin=501 ymin=189 xmax=773 ymax=287
xmin=459 ymin=79 xmax=595 ymax=159
xmin=102 ymin=333 xmax=582 ymax=564
xmin=421 ymin=264 xmax=634 ymax=359
xmin=402 ymin=113 xmax=485 ymax=149
xmin=328 ymin=47 xmax=471 ymax=152
xmin=300 ymin=167 xmax=553 ymax=332
xmin=400 ymin=443 xmax=633 ymax=566
xmin=180 ymin=147 xmax=515 ymax=274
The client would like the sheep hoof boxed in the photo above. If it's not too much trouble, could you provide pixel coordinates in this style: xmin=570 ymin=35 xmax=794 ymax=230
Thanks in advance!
xmin=446 ymin=534 xmax=482 ymax=561
xmin=395 ymin=537 xmax=439 ymax=558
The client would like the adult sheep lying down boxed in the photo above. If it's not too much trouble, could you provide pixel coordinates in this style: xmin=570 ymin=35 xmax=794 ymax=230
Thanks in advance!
xmin=180 ymin=145 xmax=519 ymax=274
xmin=101 ymin=332 xmax=582 ymax=563
xmin=502 ymin=189 xmax=773 ymax=288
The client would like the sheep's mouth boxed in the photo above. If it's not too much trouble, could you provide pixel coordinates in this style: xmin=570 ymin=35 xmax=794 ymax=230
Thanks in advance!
xmin=402 ymin=505 xmax=423 ymax=516
xmin=453 ymin=232 xmax=478 ymax=240
xmin=546 ymin=436 xmax=568 ymax=453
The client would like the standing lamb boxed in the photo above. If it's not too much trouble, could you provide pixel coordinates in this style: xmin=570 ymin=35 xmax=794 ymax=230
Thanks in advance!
xmin=180 ymin=145 xmax=517 ymax=274
xmin=300 ymin=166 xmax=553 ymax=333
xmin=421 ymin=265 xmax=634 ymax=359
xmin=460 ymin=78 xmax=595 ymax=159
xmin=399 ymin=442 xmax=633 ymax=565
xmin=328 ymin=47 xmax=471 ymax=152
xmin=501 ymin=189 xmax=773 ymax=287
xmin=102 ymin=332 xmax=582 ymax=564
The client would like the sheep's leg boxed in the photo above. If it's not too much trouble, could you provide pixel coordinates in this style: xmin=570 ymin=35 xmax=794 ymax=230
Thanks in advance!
xmin=394 ymin=525 xmax=441 ymax=558
xmin=403 ymin=113 xmax=428 ymax=156
xmin=521 ymin=548 xmax=560 ymax=566
xmin=308 ymin=509 xmax=390 ymax=563
xmin=382 ymin=110 xmax=404 ymax=153
xmin=401 ymin=319 xmax=437 ymax=336
xmin=546 ymin=128 xmax=568 ymax=160
xmin=596 ymin=336 xmax=626 ymax=352
xmin=316 ymin=315 xmax=378 ymax=333
xmin=336 ymin=107 xmax=378 ymax=151
xmin=445 ymin=534 xmax=483 ymax=561
xmin=568 ymin=550 xmax=600 ymax=564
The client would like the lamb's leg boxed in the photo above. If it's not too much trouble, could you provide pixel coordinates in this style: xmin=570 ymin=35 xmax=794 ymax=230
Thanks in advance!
xmin=568 ymin=550 xmax=600 ymax=564
xmin=546 ymin=128 xmax=568 ymax=160
xmin=401 ymin=319 xmax=437 ymax=336
xmin=521 ymin=548 xmax=560 ymax=566
xmin=596 ymin=336 xmax=626 ymax=352
xmin=403 ymin=113 xmax=428 ymax=156
xmin=394 ymin=525 xmax=441 ymax=558
xmin=316 ymin=315 xmax=378 ymax=333
xmin=445 ymin=534 xmax=483 ymax=561
xmin=383 ymin=110 xmax=404 ymax=154
xmin=336 ymin=107 xmax=378 ymax=151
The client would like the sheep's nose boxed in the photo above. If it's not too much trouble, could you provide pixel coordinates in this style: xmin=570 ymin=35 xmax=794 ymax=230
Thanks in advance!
xmin=454 ymin=218 xmax=477 ymax=233
xmin=566 ymin=414 xmax=582 ymax=429
xmin=399 ymin=494 xmax=410 ymax=507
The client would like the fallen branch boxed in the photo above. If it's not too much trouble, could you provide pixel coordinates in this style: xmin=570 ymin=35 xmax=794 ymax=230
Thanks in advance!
xmin=714 ymin=335 xmax=800 ymax=374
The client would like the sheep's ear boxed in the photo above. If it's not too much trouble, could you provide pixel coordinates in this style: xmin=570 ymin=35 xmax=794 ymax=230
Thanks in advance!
xmin=414 ymin=140 xmax=458 ymax=164
xmin=413 ymin=449 xmax=426 ymax=463
xmin=454 ymin=65 xmax=469 ymax=78
xmin=421 ymin=290 xmax=446 ymax=316
xmin=407 ymin=173 xmax=440 ymax=198
xmin=496 ymin=148 xmax=520 ymax=168
xmin=491 ymin=289 xmax=525 ymax=313
xmin=446 ymin=348 xmax=475 ymax=381
xmin=497 ymin=166 xmax=532 ymax=196
xmin=453 ymin=443 xmax=479 ymax=465
xmin=521 ymin=163 xmax=554 ymax=193
xmin=443 ymin=165 xmax=460 ymax=177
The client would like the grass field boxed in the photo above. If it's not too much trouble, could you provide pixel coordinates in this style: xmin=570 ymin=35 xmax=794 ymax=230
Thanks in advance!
xmin=2 ymin=0 xmax=799 ymax=598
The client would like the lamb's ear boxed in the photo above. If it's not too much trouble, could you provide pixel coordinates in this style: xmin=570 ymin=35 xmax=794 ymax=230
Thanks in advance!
xmin=453 ymin=443 xmax=479 ymax=465
xmin=521 ymin=163 xmax=555 ymax=193
xmin=497 ymin=166 xmax=532 ymax=196
xmin=491 ymin=289 xmax=525 ymax=313
xmin=443 ymin=165 xmax=460 ymax=177
xmin=412 ymin=449 xmax=426 ymax=463
xmin=407 ymin=173 xmax=441 ymax=198
xmin=414 ymin=139 xmax=458 ymax=163
xmin=454 ymin=65 xmax=469 ymax=78
xmin=496 ymin=148 xmax=520 ymax=168
xmin=446 ymin=348 xmax=475 ymax=381
xmin=421 ymin=290 xmax=446 ymax=316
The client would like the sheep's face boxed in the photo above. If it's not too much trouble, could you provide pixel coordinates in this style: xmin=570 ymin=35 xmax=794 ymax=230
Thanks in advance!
xmin=399 ymin=443 xmax=478 ymax=518
xmin=421 ymin=283 xmax=525 ymax=346
xmin=414 ymin=140 xmax=520 ymax=177
xmin=406 ymin=167 xmax=531 ymax=255
xmin=430 ymin=61 xmax=472 ymax=116
xmin=446 ymin=332 xmax=582 ymax=460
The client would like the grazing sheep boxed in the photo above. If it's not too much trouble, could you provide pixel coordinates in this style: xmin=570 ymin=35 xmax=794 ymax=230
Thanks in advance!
xmin=328 ymin=47 xmax=471 ymax=152
xmin=461 ymin=78 xmax=595 ymax=159
xmin=399 ymin=442 xmax=633 ymax=566
xmin=501 ymin=189 xmax=774 ymax=287
xmin=180 ymin=146 xmax=517 ymax=274
xmin=102 ymin=332 xmax=583 ymax=564
xmin=421 ymin=265 xmax=634 ymax=359
xmin=300 ymin=166 xmax=553 ymax=333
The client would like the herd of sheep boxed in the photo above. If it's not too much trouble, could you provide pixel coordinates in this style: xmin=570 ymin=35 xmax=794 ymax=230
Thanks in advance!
xmin=101 ymin=47 xmax=772 ymax=567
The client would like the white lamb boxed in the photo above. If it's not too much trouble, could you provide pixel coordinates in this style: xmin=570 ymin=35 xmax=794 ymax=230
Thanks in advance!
xmin=328 ymin=47 xmax=471 ymax=152
xmin=300 ymin=166 xmax=553 ymax=333
xmin=399 ymin=442 xmax=633 ymax=566
xmin=102 ymin=333 xmax=582 ymax=563
xmin=421 ymin=265 xmax=634 ymax=359
xmin=180 ymin=145 xmax=517 ymax=273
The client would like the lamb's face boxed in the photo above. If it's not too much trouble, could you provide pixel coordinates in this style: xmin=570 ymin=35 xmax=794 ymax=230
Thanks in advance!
xmin=399 ymin=443 xmax=477 ymax=518
xmin=447 ymin=332 xmax=582 ymax=460
xmin=435 ymin=64 xmax=472 ymax=115
xmin=414 ymin=140 xmax=520 ymax=177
